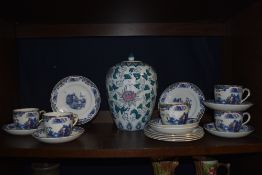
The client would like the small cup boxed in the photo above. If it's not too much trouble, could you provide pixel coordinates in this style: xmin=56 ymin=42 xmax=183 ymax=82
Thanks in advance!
xmin=159 ymin=102 xmax=189 ymax=125
xmin=43 ymin=112 xmax=78 ymax=137
xmin=214 ymin=111 xmax=251 ymax=132
xmin=214 ymin=85 xmax=250 ymax=104
xmin=13 ymin=108 xmax=45 ymax=129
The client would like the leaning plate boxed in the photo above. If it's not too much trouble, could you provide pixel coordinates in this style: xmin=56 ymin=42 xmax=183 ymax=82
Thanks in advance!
xmin=50 ymin=76 xmax=101 ymax=125
xmin=32 ymin=126 xmax=84 ymax=144
xmin=204 ymin=122 xmax=254 ymax=138
xmin=204 ymin=100 xmax=253 ymax=112
xmin=159 ymin=82 xmax=205 ymax=121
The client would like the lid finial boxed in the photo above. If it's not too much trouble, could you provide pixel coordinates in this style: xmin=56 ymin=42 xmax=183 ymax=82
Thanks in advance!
xmin=128 ymin=53 xmax=135 ymax=61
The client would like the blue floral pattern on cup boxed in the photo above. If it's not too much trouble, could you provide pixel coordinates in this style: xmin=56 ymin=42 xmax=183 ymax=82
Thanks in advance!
xmin=214 ymin=111 xmax=251 ymax=132
xmin=13 ymin=108 xmax=43 ymax=129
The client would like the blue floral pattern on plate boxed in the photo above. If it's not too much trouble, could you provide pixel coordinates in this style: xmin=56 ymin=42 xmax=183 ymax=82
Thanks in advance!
xmin=159 ymin=82 xmax=205 ymax=121
xmin=50 ymin=75 xmax=101 ymax=125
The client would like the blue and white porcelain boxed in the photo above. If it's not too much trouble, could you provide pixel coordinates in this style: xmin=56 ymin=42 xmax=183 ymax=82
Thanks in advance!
xmin=2 ymin=123 xmax=39 ymax=135
xmin=214 ymin=111 xmax=251 ymax=132
xmin=214 ymin=85 xmax=250 ymax=104
xmin=13 ymin=108 xmax=45 ymax=129
xmin=148 ymin=118 xmax=199 ymax=134
xmin=204 ymin=100 xmax=253 ymax=112
xmin=159 ymin=82 xmax=205 ymax=121
xmin=106 ymin=55 xmax=157 ymax=131
xmin=159 ymin=103 xmax=189 ymax=125
xmin=144 ymin=124 xmax=204 ymax=142
xmin=32 ymin=126 xmax=84 ymax=144
xmin=204 ymin=122 xmax=254 ymax=138
xmin=43 ymin=112 xmax=78 ymax=137
xmin=50 ymin=75 xmax=101 ymax=125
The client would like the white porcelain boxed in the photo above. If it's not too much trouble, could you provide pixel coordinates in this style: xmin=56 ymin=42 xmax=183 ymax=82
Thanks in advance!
xmin=148 ymin=118 xmax=199 ymax=134
xmin=204 ymin=122 xmax=254 ymax=138
xmin=43 ymin=112 xmax=78 ymax=137
xmin=214 ymin=111 xmax=251 ymax=132
xmin=50 ymin=75 xmax=101 ymax=125
xmin=13 ymin=108 xmax=45 ymax=129
xmin=214 ymin=85 xmax=250 ymax=104
xmin=204 ymin=100 xmax=253 ymax=111
xmin=159 ymin=103 xmax=189 ymax=125
xmin=159 ymin=82 xmax=205 ymax=121
xmin=106 ymin=55 xmax=157 ymax=131
xmin=32 ymin=126 xmax=84 ymax=144
xmin=144 ymin=125 xmax=204 ymax=142
xmin=2 ymin=123 xmax=39 ymax=135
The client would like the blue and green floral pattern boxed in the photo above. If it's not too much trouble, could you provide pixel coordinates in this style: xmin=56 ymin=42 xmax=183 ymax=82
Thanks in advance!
xmin=106 ymin=59 xmax=157 ymax=131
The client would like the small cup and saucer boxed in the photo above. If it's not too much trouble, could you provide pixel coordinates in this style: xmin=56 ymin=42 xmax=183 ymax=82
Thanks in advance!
xmin=32 ymin=112 xmax=84 ymax=144
xmin=2 ymin=108 xmax=45 ymax=135
xmin=144 ymin=102 xmax=204 ymax=142
xmin=204 ymin=85 xmax=253 ymax=111
xmin=204 ymin=111 xmax=254 ymax=138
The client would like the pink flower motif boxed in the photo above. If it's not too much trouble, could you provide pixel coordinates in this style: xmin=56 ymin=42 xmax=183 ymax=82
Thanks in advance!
xmin=208 ymin=167 xmax=216 ymax=175
xmin=122 ymin=91 xmax=136 ymax=102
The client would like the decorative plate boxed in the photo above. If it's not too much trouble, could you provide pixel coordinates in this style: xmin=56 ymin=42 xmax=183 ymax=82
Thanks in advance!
xmin=144 ymin=125 xmax=204 ymax=142
xmin=32 ymin=126 xmax=84 ymax=144
xmin=50 ymin=76 xmax=101 ymax=125
xmin=148 ymin=118 xmax=199 ymax=134
xmin=2 ymin=123 xmax=38 ymax=135
xmin=159 ymin=82 xmax=205 ymax=121
xmin=204 ymin=122 xmax=254 ymax=138
xmin=204 ymin=100 xmax=253 ymax=112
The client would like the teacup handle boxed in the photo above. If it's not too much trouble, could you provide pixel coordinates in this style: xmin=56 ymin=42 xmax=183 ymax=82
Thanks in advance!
xmin=242 ymin=112 xmax=251 ymax=125
xmin=72 ymin=114 xmax=79 ymax=126
xmin=241 ymin=88 xmax=251 ymax=103
xmin=38 ymin=110 xmax=46 ymax=124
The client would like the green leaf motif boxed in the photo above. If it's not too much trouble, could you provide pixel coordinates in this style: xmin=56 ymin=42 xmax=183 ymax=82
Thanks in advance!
xmin=133 ymin=73 xmax=141 ymax=80
xmin=131 ymin=109 xmax=141 ymax=119
xmin=113 ymin=94 xmax=117 ymax=100
xmin=145 ymin=93 xmax=151 ymax=101
xmin=144 ymin=85 xmax=150 ymax=90
xmin=146 ymin=69 xmax=152 ymax=76
xmin=142 ymin=117 xmax=147 ymax=123
xmin=145 ymin=103 xmax=151 ymax=108
xmin=124 ymin=74 xmax=132 ymax=79
xmin=142 ymin=73 xmax=148 ymax=80
xmin=113 ymin=67 xmax=120 ymax=79
xmin=137 ymin=104 xmax=143 ymax=109
xmin=134 ymin=84 xmax=140 ymax=89
xmin=109 ymin=84 xmax=118 ymax=91
xmin=129 ymin=68 xmax=135 ymax=72
xmin=150 ymin=80 xmax=155 ymax=86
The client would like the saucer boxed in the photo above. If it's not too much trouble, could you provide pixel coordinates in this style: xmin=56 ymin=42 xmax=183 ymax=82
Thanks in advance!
xmin=159 ymin=82 xmax=205 ymax=121
xmin=148 ymin=118 xmax=199 ymax=134
xmin=204 ymin=122 xmax=254 ymax=138
xmin=204 ymin=100 xmax=253 ymax=111
xmin=32 ymin=126 xmax=84 ymax=144
xmin=2 ymin=123 xmax=38 ymax=135
xmin=50 ymin=75 xmax=101 ymax=125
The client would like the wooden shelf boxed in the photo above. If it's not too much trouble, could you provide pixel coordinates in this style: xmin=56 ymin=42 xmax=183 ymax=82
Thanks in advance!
xmin=1 ymin=112 xmax=262 ymax=159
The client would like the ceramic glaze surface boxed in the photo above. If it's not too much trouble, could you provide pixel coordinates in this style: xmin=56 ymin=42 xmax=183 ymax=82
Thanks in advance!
xmin=106 ymin=57 xmax=157 ymax=131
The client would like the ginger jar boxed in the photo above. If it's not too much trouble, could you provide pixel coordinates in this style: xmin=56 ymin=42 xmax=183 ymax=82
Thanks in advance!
xmin=106 ymin=55 xmax=157 ymax=131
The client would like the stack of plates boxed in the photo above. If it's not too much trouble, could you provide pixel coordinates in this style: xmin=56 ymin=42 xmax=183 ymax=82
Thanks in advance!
xmin=144 ymin=118 xmax=204 ymax=142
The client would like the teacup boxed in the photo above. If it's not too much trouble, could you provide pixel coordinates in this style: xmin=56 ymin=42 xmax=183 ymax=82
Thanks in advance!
xmin=13 ymin=108 xmax=45 ymax=129
xmin=159 ymin=102 xmax=189 ymax=125
xmin=43 ymin=112 xmax=78 ymax=137
xmin=214 ymin=111 xmax=251 ymax=132
xmin=214 ymin=85 xmax=250 ymax=104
